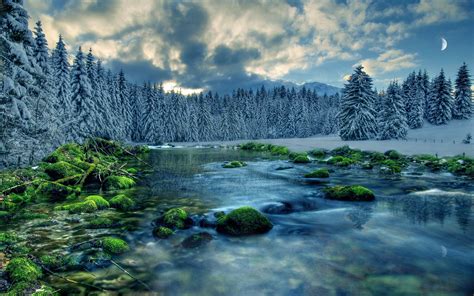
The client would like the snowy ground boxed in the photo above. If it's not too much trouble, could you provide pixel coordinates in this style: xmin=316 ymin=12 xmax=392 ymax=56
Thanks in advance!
xmin=172 ymin=118 xmax=474 ymax=157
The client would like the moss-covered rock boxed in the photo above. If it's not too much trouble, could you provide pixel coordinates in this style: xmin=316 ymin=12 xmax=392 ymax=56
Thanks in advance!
xmin=380 ymin=159 xmax=402 ymax=174
xmin=153 ymin=226 xmax=173 ymax=239
xmin=327 ymin=156 xmax=355 ymax=167
xmin=0 ymin=232 xmax=18 ymax=246
xmin=84 ymin=138 xmax=123 ymax=156
xmin=216 ymin=206 xmax=273 ymax=236
xmin=104 ymin=175 xmax=135 ymax=190
xmin=109 ymin=194 xmax=135 ymax=211
xmin=39 ymin=255 xmax=65 ymax=271
xmin=161 ymin=208 xmax=189 ymax=229
xmin=447 ymin=156 xmax=474 ymax=178
xmin=304 ymin=168 xmax=330 ymax=178
xmin=384 ymin=149 xmax=403 ymax=160
xmin=44 ymin=161 xmax=83 ymax=180
xmin=6 ymin=257 xmax=42 ymax=284
xmin=43 ymin=143 xmax=85 ymax=164
xmin=223 ymin=161 xmax=247 ymax=168
xmin=310 ymin=149 xmax=327 ymax=158
xmin=289 ymin=152 xmax=310 ymax=163
xmin=101 ymin=237 xmax=129 ymax=255
xmin=36 ymin=182 xmax=80 ymax=201
xmin=85 ymin=195 xmax=109 ymax=210
xmin=324 ymin=185 xmax=375 ymax=201
xmin=369 ymin=152 xmax=387 ymax=163
xmin=88 ymin=217 xmax=114 ymax=229
xmin=58 ymin=200 xmax=98 ymax=214
xmin=270 ymin=145 xmax=289 ymax=156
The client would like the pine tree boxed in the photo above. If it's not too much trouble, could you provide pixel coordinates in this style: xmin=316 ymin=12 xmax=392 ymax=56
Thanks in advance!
xmin=70 ymin=47 xmax=96 ymax=141
xmin=33 ymin=20 xmax=50 ymax=74
xmin=428 ymin=69 xmax=453 ymax=125
xmin=338 ymin=65 xmax=378 ymax=140
xmin=52 ymin=35 xmax=71 ymax=119
xmin=452 ymin=63 xmax=472 ymax=119
xmin=378 ymin=81 xmax=408 ymax=140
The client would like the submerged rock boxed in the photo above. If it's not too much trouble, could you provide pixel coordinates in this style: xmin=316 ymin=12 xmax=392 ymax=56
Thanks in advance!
xmin=324 ymin=185 xmax=375 ymax=201
xmin=153 ymin=226 xmax=173 ymax=239
xmin=100 ymin=237 xmax=129 ymax=255
xmin=181 ymin=232 xmax=213 ymax=249
xmin=159 ymin=208 xmax=191 ymax=229
xmin=5 ymin=257 xmax=42 ymax=284
xmin=275 ymin=166 xmax=293 ymax=171
xmin=223 ymin=161 xmax=247 ymax=168
xmin=262 ymin=202 xmax=293 ymax=215
xmin=216 ymin=206 xmax=273 ymax=236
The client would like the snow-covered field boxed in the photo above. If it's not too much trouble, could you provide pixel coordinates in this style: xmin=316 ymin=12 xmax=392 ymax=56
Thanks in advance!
xmin=173 ymin=118 xmax=474 ymax=157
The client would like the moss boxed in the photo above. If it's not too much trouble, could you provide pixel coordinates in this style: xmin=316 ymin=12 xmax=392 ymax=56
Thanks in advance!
xmin=162 ymin=208 xmax=188 ymax=229
xmin=0 ymin=231 xmax=18 ymax=245
xmin=85 ymin=138 xmax=124 ymax=156
xmin=104 ymin=175 xmax=135 ymax=190
xmin=58 ymin=200 xmax=98 ymax=214
xmin=39 ymin=255 xmax=64 ymax=270
xmin=223 ymin=161 xmax=247 ymax=168
xmin=331 ymin=146 xmax=361 ymax=157
xmin=43 ymin=143 xmax=85 ymax=164
xmin=88 ymin=217 xmax=114 ymax=229
xmin=109 ymin=194 xmax=135 ymax=211
xmin=384 ymin=149 xmax=403 ymax=160
xmin=413 ymin=154 xmax=438 ymax=163
xmin=380 ymin=159 xmax=402 ymax=174
xmin=85 ymin=195 xmax=110 ymax=210
xmin=216 ymin=206 xmax=273 ymax=236
xmin=304 ymin=168 xmax=330 ymax=178
xmin=310 ymin=149 xmax=326 ymax=158
xmin=327 ymin=156 xmax=355 ymax=167
xmin=324 ymin=185 xmax=375 ymax=201
xmin=293 ymin=155 xmax=311 ymax=163
xmin=36 ymin=182 xmax=80 ymax=201
xmin=240 ymin=142 xmax=267 ymax=151
xmin=4 ymin=282 xmax=38 ymax=296
xmin=6 ymin=257 xmax=42 ymax=284
xmin=32 ymin=285 xmax=58 ymax=296
xmin=369 ymin=152 xmax=387 ymax=163
xmin=153 ymin=226 xmax=173 ymax=239
xmin=447 ymin=156 xmax=474 ymax=178
xmin=270 ymin=145 xmax=289 ymax=156
xmin=101 ymin=237 xmax=129 ymax=255
xmin=129 ymin=145 xmax=150 ymax=154
xmin=44 ymin=161 xmax=83 ymax=180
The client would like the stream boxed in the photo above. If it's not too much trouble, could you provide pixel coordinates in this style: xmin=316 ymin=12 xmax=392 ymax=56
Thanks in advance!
xmin=4 ymin=148 xmax=474 ymax=295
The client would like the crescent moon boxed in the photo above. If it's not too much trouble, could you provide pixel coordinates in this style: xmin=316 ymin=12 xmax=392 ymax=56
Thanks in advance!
xmin=441 ymin=245 xmax=448 ymax=257
xmin=441 ymin=38 xmax=447 ymax=51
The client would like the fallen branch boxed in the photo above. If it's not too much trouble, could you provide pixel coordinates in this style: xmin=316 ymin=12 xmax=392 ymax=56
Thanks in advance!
xmin=109 ymin=259 xmax=153 ymax=292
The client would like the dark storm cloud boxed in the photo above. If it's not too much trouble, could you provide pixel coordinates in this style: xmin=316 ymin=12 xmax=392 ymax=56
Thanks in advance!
xmin=212 ymin=45 xmax=261 ymax=66
xmin=106 ymin=59 xmax=172 ymax=84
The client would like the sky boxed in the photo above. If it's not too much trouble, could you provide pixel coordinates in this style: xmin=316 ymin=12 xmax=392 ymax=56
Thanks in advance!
xmin=25 ymin=0 xmax=474 ymax=94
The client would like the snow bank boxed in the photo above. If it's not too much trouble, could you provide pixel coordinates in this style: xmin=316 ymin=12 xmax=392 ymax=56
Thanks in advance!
xmin=172 ymin=118 xmax=474 ymax=157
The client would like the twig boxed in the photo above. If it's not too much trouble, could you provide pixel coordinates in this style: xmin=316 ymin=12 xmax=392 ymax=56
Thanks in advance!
xmin=109 ymin=259 xmax=153 ymax=292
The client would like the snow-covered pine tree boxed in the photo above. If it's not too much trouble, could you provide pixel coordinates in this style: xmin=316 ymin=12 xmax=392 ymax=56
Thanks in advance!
xmin=452 ymin=63 xmax=472 ymax=119
xmin=406 ymin=72 xmax=424 ymax=129
xmin=70 ymin=46 xmax=96 ymax=141
xmin=338 ymin=65 xmax=378 ymax=140
xmin=378 ymin=81 xmax=408 ymax=140
xmin=52 ymin=35 xmax=71 ymax=121
xmin=428 ymin=69 xmax=453 ymax=125
xmin=117 ymin=70 xmax=132 ymax=139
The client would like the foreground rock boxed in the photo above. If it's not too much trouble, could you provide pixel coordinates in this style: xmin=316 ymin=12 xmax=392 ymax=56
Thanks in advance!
xmin=324 ymin=185 xmax=375 ymax=201
xmin=216 ymin=206 xmax=273 ymax=235
xmin=181 ymin=232 xmax=213 ymax=249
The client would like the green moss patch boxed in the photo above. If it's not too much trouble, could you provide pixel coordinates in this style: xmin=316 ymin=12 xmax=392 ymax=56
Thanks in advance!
xmin=109 ymin=194 xmax=135 ymax=211
xmin=57 ymin=200 xmax=98 ymax=214
xmin=324 ymin=185 xmax=375 ymax=201
xmin=85 ymin=195 xmax=110 ymax=210
xmin=216 ymin=206 xmax=273 ymax=236
xmin=88 ymin=217 xmax=114 ymax=229
xmin=0 ymin=231 xmax=18 ymax=246
xmin=43 ymin=143 xmax=85 ymax=165
xmin=153 ymin=226 xmax=173 ymax=239
xmin=304 ymin=168 xmax=330 ymax=178
xmin=6 ymin=257 xmax=42 ymax=284
xmin=310 ymin=149 xmax=327 ymax=158
xmin=289 ymin=152 xmax=310 ymax=163
xmin=44 ymin=161 xmax=83 ymax=180
xmin=101 ymin=237 xmax=129 ymax=255
xmin=327 ymin=156 xmax=355 ymax=167
xmin=162 ymin=208 xmax=188 ymax=229
xmin=104 ymin=175 xmax=135 ymax=190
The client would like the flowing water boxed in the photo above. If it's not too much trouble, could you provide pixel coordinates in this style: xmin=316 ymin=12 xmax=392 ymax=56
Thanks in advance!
xmin=5 ymin=148 xmax=474 ymax=295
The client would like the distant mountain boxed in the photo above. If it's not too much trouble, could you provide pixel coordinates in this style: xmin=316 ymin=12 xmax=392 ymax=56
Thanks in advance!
xmin=237 ymin=79 xmax=341 ymax=96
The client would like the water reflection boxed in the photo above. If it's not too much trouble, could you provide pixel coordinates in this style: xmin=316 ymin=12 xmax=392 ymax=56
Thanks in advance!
xmin=385 ymin=194 xmax=472 ymax=230
xmin=347 ymin=204 xmax=374 ymax=230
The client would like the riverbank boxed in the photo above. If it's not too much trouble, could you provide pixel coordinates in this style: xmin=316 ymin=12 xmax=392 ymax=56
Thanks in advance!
xmin=171 ymin=118 xmax=474 ymax=157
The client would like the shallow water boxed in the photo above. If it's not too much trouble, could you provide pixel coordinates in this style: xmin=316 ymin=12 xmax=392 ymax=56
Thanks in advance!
xmin=6 ymin=148 xmax=474 ymax=295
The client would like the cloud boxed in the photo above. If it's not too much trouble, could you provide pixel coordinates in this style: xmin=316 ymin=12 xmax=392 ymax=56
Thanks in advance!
xmin=410 ymin=0 xmax=470 ymax=25
xmin=23 ymin=0 xmax=471 ymax=93
xmin=357 ymin=50 xmax=417 ymax=76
